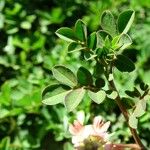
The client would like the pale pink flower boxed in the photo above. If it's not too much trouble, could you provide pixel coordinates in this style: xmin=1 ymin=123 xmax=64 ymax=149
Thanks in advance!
xmin=69 ymin=116 xmax=110 ymax=148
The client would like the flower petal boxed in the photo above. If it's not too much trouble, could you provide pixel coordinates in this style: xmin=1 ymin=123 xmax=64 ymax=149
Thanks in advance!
xmin=69 ymin=120 xmax=83 ymax=135
xmin=100 ymin=121 xmax=110 ymax=132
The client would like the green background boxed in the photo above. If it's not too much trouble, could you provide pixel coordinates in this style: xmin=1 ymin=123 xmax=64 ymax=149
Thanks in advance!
xmin=0 ymin=0 xmax=150 ymax=149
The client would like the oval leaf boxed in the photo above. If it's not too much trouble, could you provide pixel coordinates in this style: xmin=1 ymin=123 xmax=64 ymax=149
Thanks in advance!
xmin=133 ymin=100 xmax=146 ymax=117
xmin=42 ymin=84 xmax=71 ymax=105
xmin=129 ymin=114 xmax=138 ymax=129
xmin=101 ymin=10 xmax=117 ymax=37
xmin=65 ymin=88 xmax=85 ymax=112
xmin=77 ymin=66 xmax=93 ymax=86
xmin=88 ymin=90 xmax=106 ymax=104
xmin=117 ymin=10 xmax=135 ymax=34
xmin=52 ymin=65 xmax=77 ymax=87
xmin=87 ymin=32 xmax=97 ymax=50
xmin=55 ymin=27 xmax=77 ymax=42
xmin=97 ymin=30 xmax=112 ymax=48
xmin=75 ymin=19 xmax=87 ymax=42
xmin=114 ymin=54 xmax=135 ymax=72
xmin=119 ymin=34 xmax=132 ymax=51
xmin=107 ymin=91 xmax=118 ymax=99
xmin=68 ymin=42 xmax=85 ymax=53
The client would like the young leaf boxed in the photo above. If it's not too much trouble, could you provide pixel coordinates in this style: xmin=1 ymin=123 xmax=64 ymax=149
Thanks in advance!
xmin=129 ymin=114 xmax=138 ymax=129
xmin=119 ymin=34 xmax=132 ymax=51
xmin=104 ymin=36 xmax=111 ymax=49
xmin=52 ymin=65 xmax=77 ymax=87
xmin=88 ymin=90 xmax=106 ymax=104
xmin=42 ymin=84 xmax=71 ymax=105
xmin=87 ymin=32 xmax=97 ymax=50
xmin=55 ymin=27 xmax=77 ymax=42
xmin=75 ymin=19 xmax=87 ymax=42
xmin=65 ymin=88 xmax=85 ymax=112
xmin=117 ymin=10 xmax=135 ymax=34
xmin=101 ymin=10 xmax=117 ymax=37
xmin=68 ymin=42 xmax=85 ymax=53
xmin=114 ymin=54 xmax=135 ymax=72
xmin=97 ymin=30 xmax=112 ymax=48
xmin=77 ymin=66 xmax=93 ymax=86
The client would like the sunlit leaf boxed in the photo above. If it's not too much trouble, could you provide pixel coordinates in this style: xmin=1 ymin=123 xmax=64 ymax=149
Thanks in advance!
xmin=75 ymin=19 xmax=87 ymax=42
xmin=117 ymin=10 xmax=135 ymax=34
xmin=101 ymin=10 xmax=117 ymax=37
xmin=88 ymin=90 xmax=106 ymax=104
xmin=42 ymin=84 xmax=71 ymax=105
xmin=65 ymin=88 xmax=85 ymax=112
xmin=52 ymin=65 xmax=77 ymax=87
xmin=56 ymin=27 xmax=77 ymax=42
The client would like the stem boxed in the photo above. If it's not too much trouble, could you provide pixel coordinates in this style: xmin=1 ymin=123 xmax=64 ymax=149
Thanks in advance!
xmin=104 ymin=64 xmax=146 ymax=150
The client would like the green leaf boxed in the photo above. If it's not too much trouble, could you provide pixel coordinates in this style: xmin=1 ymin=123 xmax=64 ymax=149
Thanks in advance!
xmin=42 ymin=84 xmax=71 ymax=105
xmin=140 ymin=82 xmax=149 ymax=91
xmin=87 ymin=32 xmax=97 ymax=50
xmin=129 ymin=114 xmax=138 ymax=129
xmin=121 ymin=97 xmax=135 ymax=109
xmin=88 ymin=90 xmax=106 ymax=104
xmin=133 ymin=100 xmax=147 ymax=117
xmin=77 ymin=66 xmax=93 ymax=86
xmin=106 ymin=90 xmax=118 ymax=99
xmin=0 ymin=137 xmax=10 ymax=150
xmin=119 ymin=34 xmax=132 ymax=50
xmin=75 ymin=19 xmax=87 ymax=42
xmin=65 ymin=88 xmax=85 ymax=112
xmin=104 ymin=36 xmax=111 ymax=49
xmin=101 ymin=10 xmax=117 ymax=37
xmin=52 ymin=65 xmax=77 ymax=87
xmin=114 ymin=54 xmax=135 ymax=72
xmin=95 ymin=78 xmax=105 ymax=88
xmin=55 ymin=27 xmax=77 ymax=42
xmin=97 ymin=30 xmax=112 ymax=48
xmin=20 ymin=21 xmax=31 ymax=29
xmin=125 ymin=87 xmax=141 ymax=98
xmin=117 ymin=10 xmax=135 ymax=34
xmin=68 ymin=42 xmax=85 ymax=53
xmin=93 ymin=62 xmax=104 ymax=78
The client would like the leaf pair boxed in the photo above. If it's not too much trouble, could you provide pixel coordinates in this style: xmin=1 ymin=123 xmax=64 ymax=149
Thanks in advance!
xmin=42 ymin=84 xmax=85 ymax=112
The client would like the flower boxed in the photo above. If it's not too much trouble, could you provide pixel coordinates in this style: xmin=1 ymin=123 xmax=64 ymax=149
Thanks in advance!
xmin=69 ymin=116 xmax=110 ymax=148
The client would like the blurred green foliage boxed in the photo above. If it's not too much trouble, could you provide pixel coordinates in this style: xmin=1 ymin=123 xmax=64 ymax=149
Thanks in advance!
xmin=0 ymin=0 xmax=150 ymax=149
